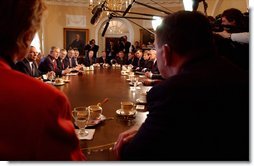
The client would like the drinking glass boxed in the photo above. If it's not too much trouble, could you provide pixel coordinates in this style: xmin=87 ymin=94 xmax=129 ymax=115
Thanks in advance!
xmin=131 ymin=77 xmax=138 ymax=91
xmin=72 ymin=106 xmax=90 ymax=136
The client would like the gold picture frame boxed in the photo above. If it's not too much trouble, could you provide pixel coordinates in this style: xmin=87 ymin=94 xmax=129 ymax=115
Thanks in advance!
xmin=140 ymin=28 xmax=155 ymax=46
xmin=64 ymin=28 xmax=89 ymax=50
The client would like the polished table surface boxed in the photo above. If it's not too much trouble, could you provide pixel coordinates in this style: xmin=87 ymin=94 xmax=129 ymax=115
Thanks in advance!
xmin=55 ymin=66 xmax=151 ymax=160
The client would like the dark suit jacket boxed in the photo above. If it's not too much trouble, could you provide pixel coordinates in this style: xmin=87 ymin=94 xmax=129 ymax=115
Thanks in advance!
xmin=84 ymin=56 xmax=95 ymax=67
xmin=15 ymin=58 xmax=41 ymax=77
xmin=96 ymin=57 xmax=110 ymax=64
xmin=85 ymin=44 xmax=99 ymax=60
xmin=116 ymin=56 xmax=128 ymax=66
xmin=133 ymin=58 xmax=145 ymax=71
xmin=121 ymin=55 xmax=249 ymax=161
xmin=38 ymin=55 xmax=62 ymax=76
xmin=56 ymin=58 xmax=67 ymax=70
xmin=142 ymin=60 xmax=153 ymax=71
xmin=63 ymin=57 xmax=76 ymax=68
xmin=150 ymin=59 xmax=159 ymax=74
xmin=0 ymin=59 xmax=86 ymax=160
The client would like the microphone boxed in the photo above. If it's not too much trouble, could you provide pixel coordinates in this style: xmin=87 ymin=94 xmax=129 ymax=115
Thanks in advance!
xmin=91 ymin=4 xmax=100 ymax=15
xmin=90 ymin=1 xmax=106 ymax=25
xmin=102 ymin=21 xmax=109 ymax=37
xmin=102 ymin=14 xmax=113 ymax=37
xmin=123 ymin=0 xmax=135 ymax=17
xmin=192 ymin=0 xmax=201 ymax=11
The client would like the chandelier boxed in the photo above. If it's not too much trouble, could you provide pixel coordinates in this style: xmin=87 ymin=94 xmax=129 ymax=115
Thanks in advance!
xmin=89 ymin=0 xmax=131 ymax=11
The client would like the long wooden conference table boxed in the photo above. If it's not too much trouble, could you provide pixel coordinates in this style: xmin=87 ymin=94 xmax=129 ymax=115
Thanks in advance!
xmin=55 ymin=66 xmax=151 ymax=160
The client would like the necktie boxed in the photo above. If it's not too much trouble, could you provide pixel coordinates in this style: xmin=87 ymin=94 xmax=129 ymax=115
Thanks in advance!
xmin=61 ymin=60 xmax=64 ymax=69
xmin=31 ymin=63 xmax=35 ymax=76
xmin=53 ymin=60 xmax=57 ymax=71
xmin=69 ymin=58 xmax=72 ymax=67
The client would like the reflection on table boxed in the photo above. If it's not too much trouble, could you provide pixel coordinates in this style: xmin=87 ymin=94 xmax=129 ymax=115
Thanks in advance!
xmin=54 ymin=67 xmax=151 ymax=160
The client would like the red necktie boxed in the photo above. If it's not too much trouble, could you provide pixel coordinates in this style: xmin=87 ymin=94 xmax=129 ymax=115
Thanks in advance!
xmin=53 ymin=60 xmax=57 ymax=71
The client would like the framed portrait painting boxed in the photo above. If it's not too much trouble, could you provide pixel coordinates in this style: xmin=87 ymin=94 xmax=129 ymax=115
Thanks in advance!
xmin=140 ymin=28 xmax=155 ymax=47
xmin=64 ymin=28 xmax=89 ymax=55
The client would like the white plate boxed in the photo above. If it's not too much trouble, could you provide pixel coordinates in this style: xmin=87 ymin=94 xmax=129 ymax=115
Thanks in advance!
xmin=53 ymin=82 xmax=65 ymax=86
xmin=136 ymin=98 xmax=147 ymax=104
xmin=129 ymin=82 xmax=142 ymax=86
xmin=74 ymin=114 xmax=106 ymax=127
xmin=66 ymin=73 xmax=78 ymax=76
xmin=63 ymin=80 xmax=70 ymax=83
xmin=116 ymin=109 xmax=137 ymax=116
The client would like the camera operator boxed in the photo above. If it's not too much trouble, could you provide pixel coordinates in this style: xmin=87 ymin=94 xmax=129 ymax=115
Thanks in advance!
xmin=118 ymin=35 xmax=131 ymax=59
xmin=213 ymin=8 xmax=249 ymax=72
xmin=215 ymin=8 xmax=249 ymax=43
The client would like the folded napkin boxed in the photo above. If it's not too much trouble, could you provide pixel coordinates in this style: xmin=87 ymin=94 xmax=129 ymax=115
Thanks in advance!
xmin=75 ymin=129 xmax=95 ymax=140
xmin=66 ymin=73 xmax=78 ymax=76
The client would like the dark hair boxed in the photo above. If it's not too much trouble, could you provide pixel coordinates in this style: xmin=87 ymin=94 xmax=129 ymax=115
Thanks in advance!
xmin=0 ymin=0 xmax=46 ymax=58
xmin=221 ymin=8 xmax=244 ymax=27
xmin=156 ymin=11 xmax=215 ymax=57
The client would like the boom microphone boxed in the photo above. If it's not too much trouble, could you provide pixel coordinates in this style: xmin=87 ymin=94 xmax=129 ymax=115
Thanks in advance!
xmin=102 ymin=14 xmax=113 ymax=37
xmin=102 ymin=21 xmax=109 ymax=37
xmin=123 ymin=0 xmax=135 ymax=16
xmin=90 ymin=1 xmax=106 ymax=25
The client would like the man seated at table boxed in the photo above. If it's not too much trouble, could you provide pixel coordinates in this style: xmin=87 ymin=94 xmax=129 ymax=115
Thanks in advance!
xmin=133 ymin=49 xmax=144 ymax=71
xmin=39 ymin=46 xmax=71 ymax=76
xmin=114 ymin=11 xmax=248 ymax=161
xmin=64 ymin=48 xmax=75 ymax=68
xmin=15 ymin=46 xmax=41 ymax=78
xmin=96 ymin=51 xmax=110 ymax=65
xmin=142 ymin=49 xmax=163 ymax=86
xmin=126 ymin=51 xmax=137 ymax=66
xmin=115 ymin=51 xmax=128 ymax=66
xmin=141 ymin=50 xmax=153 ymax=72
xmin=15 ymin=46 xmax=55 ymax=80
xmin=57 ymin=48 xmax=68 ymax=70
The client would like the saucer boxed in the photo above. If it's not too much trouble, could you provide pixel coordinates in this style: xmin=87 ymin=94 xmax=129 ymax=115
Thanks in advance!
xmin=87 ymin=114 xmax=106 ymax=126
xmin=121 ymin=72 xmax=128 ymax=76
xmin=136 ymin=98 xmax=147 ymax=104
xmin=66 ymin=73 xmax=78 ymax=76
xmin=74 ymin=114 xmax=106 ymax=127
xmin=63 ymin=79 xmax=70 ymax=83
xmin=116 ymin=109 xmax=137 ymax=116
xmin=129 ymin=82 xmax=142 ymax=86
xmin=53 ymin=82 xmax=65 ymax=86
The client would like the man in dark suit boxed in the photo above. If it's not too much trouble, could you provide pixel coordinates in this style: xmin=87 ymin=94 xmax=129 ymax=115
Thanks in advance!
xmin=64 ymin=48 xmax=76 ymax=68
xmin=39 ymin=46 xmax=70 ymax=76
xmin=133 ymin=49 xmax=145 ymax=71
xmin=114 ymin=11 xmax=249 ymax=161
xmin=15 ymin=46 xmax=41 ymax=77
xmin=116 ymin=51 xmax=128 ymax=66
xmin=57 ymin=48 xmax=68 ymax=70
xmin=96 ymin=51 xmax=110 ymax=64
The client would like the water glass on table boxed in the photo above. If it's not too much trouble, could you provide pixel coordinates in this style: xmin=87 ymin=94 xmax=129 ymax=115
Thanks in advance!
xmin=72 ymin=106 xmax=90 ymax=136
